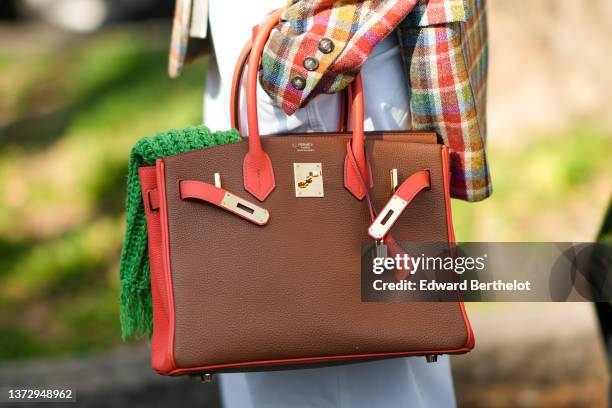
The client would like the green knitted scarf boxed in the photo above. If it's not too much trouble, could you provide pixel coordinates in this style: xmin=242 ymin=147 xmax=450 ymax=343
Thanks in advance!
xmin=119 ymin=125 xmax=241 ymax=339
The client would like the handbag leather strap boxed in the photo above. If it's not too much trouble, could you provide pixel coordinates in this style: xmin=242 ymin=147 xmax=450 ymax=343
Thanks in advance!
xmin=230 ymin=38 xmax=252 ymax=137
xmin=180 ymin=180 xmax=270 ymax=225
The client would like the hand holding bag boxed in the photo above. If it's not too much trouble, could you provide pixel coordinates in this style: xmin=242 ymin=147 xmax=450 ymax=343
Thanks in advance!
xmin=135 ymin=9 xmax=474 ymax=377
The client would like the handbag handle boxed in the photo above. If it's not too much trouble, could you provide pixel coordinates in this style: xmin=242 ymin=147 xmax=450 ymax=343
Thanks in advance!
xmin=236 ymin=8 xmax=369 ymax=201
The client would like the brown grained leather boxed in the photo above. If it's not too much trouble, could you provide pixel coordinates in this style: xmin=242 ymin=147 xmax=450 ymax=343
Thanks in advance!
xmin=158 ymin=131 xmax=471 ymax=370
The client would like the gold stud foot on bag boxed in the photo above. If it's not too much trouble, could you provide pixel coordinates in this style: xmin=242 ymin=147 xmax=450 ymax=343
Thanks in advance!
xmin=425 ymin=355 xmax=438 ymax=363
xmin=200 ymin=373 xmax=213 ymax=382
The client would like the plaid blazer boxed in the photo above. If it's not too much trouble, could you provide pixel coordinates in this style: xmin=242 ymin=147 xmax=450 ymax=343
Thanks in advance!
xmin=169 ymin=0 xmax=490 ymax=201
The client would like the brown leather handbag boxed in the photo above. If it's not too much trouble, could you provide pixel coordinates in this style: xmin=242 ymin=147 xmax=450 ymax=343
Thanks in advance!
xmin=139 ymin=10 xmax=474 ymax=377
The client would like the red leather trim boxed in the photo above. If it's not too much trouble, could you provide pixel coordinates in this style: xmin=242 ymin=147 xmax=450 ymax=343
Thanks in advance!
xmin=168 ymin=346 xmax=473 ymax=376
xmin=139 ymin=167 xmax=167 ymax=372
xmin=230 ymin=39 xmax=252 ymax=135
xmin=441 ymin=147 xmax=456 ymax=244
xmin=458 ymin=293 xmax=475 ymax=349
xmin=154 ymin=159 xmax=177 ymax=373
xmin=147 ymin=188 xmax=159 ymax=211
xmin=441 ymin=146 xmax=475 ymax=350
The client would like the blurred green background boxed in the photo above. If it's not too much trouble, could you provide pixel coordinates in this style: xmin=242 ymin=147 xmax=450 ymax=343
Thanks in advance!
xmin=0 ymin=21 xmax=610 ymax=363
xmin=0 ymin=24 xmax=207 ymax=359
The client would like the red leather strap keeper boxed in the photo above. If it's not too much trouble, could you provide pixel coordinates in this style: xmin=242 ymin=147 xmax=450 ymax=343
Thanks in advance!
xmin=180 ymin=180 xmax=225 ymax=205
xmin=147 ymin=189 xmax=160 ymax=211
xmin=368 ymin=170 xmax=431 ymax=240
xmin=179 ymin=180 xmax=270 ymax=225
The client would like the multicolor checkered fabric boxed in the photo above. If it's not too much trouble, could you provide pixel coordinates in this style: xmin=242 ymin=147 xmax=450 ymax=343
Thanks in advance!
xmin=168 ymin=0 xmax=211 ymax=79
xmin=168 ymin=0 xmax=192 ymax=79
xmin=261 ymin=0 xmax=419 ymax=112
xmin=397 ymin=0 xmax=490 ymax=201
xmin=260 ymin=0 xmax=491 ymax=201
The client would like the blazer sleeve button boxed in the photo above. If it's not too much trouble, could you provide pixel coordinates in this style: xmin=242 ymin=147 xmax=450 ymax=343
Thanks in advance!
xmin=291 ymin=75 xmax=306 ymax=90
xmin=318 ymin=38 xmax=335 ymax=54
xmin=303 ymin=57 xmax=319 ymax=71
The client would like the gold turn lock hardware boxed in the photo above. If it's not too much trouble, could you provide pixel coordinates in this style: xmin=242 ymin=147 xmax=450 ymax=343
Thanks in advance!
xmin=297 ymin=170 xmax=321 ymax=189
xmin=293 ymin=163 xmax=324 ymax=197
